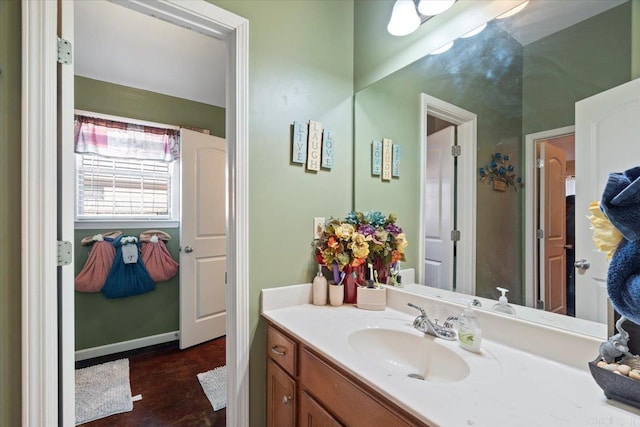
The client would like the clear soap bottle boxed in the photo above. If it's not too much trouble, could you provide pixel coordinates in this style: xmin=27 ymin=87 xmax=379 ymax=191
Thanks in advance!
xmin=458 ymin=303 xmax=482 ymax=353
xmin=492 ymin=286 xmax=516 ymax=315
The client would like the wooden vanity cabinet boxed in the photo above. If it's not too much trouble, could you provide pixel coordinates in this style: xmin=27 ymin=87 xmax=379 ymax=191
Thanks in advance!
xmin=267 ymin=325 xmax=298 ymax=427
xmin=266 ymin=322 xmax=430 ymax=427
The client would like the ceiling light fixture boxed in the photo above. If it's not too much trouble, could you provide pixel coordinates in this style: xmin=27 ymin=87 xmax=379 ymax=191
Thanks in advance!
xmin=496 ymin=0 xmax=529 ymax=20
xmin=387 ymin=0 xmax=421 ymax=37
xmin=460 ymin=22 xmax=487 ymax=38
xmin=430 ymin=40 xmax=454 ymax=55
xmin=417 ymin=0 xmax=456 ymax=17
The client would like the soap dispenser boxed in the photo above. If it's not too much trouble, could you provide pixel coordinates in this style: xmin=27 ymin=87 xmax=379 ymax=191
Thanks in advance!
xmin=492 ymin=286 xmax=516 ymax=315
xmin=312 ymin=264 xmax=328 ymax=306
xmin=458 ymin=303 xmax=482 ymax=353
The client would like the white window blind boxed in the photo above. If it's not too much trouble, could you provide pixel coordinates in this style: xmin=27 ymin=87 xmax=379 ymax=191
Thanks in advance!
xmin=76 ymin=153 xmax=172 ymax=219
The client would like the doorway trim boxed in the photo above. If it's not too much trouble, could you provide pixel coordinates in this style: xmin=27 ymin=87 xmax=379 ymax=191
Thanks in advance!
xmin=21 ymin=1 xmax=250 ymax=426
xmin=419 ymin=94 xmax=477 ymax=294
xmin=524 ymin=126 xmax=575 ymax=309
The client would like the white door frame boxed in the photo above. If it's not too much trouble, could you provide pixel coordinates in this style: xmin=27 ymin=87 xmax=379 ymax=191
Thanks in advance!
xmin=21 ymin=1 xmax=250 ymax=426
xmin=419 ymin=93 xmax=476 ymax=295
xmin=524 ymin=126 xmax=574 ymax=309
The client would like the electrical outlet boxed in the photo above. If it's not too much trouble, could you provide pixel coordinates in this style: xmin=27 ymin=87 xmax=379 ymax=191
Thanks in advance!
xmin=313 ymin=217 xmax=325 ymax=239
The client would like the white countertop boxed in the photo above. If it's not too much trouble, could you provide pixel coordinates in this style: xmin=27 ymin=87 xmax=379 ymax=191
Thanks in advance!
xmin=261 ymin=284 xmax=640 ymax=427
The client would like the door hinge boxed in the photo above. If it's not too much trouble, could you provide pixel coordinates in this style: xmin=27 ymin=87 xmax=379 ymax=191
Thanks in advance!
xmin=537 ymin=158 xmax=544 ymax=168
xmin=451 ymin=230 xmax=461 ymax=241
xmin=225 ymin=272 xmax=227 ymax=284
xmin=536 ymin=229 xmax=544 ymax=239
xmin=57 ymin=37 xmax=72 ymax=64
xmin=451 ymin=145 xmax=461 ymax=157
xmin=57 ymin=241 xmax=72 ymax=266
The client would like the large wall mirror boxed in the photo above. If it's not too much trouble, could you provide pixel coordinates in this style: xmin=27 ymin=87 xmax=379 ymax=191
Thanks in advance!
xmin=354 ymin=0 xmax=636 ymax=338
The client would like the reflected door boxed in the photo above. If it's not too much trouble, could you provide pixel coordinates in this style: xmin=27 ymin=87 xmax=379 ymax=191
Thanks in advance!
xmin=539 ymin=141 xmax=567 ymax=314
xmin=180 ymin=129 xmax=227 ymax=349
xmin=424 ymin=126 xmax=455 ymax=290
xmin=575 ymin=77 xmax=640 ymax=323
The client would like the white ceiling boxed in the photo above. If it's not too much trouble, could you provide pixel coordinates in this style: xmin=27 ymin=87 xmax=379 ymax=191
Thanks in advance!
xmin=74 ymin=0 xmax=227 ymax=108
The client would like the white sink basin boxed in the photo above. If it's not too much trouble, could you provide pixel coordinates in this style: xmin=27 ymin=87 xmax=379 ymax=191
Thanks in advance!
xmin=348 ymin=326 xmax=470 ymax=383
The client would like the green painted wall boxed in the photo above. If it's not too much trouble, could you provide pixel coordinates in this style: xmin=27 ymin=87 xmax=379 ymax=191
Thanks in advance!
xmin=0 ymin=0 xmax=22 ymax=425
xmin=74 ymin=77 xmax=225 ymax=350
xmin=75 ymin=76 xmax=226 ymax=137
xmin=208 ymin=2 xmax=354 ymax=425
xmin=354 ymin=23 xmax=524 ymax=302
xmin=74 ymin=229 xmax=180 ymax=350
xmin=522 ymin=2 xmax=632 ymax=136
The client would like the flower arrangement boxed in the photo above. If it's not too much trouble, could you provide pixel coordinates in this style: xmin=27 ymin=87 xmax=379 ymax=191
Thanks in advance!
xmin=479 ymin=152 xmax=521 ymax=191
xmin=313 ymin=211 xmax=408 ymax=273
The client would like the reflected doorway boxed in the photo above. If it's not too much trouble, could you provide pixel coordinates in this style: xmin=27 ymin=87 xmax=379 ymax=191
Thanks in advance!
xmin=525 ymin=127 xmax=576 ymax=317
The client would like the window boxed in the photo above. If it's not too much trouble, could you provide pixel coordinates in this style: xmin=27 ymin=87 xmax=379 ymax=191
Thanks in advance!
xmin=76 ymin=154 xmax=176 ymax=219
xmin=74 ymin=112 xmax=180 ymax=224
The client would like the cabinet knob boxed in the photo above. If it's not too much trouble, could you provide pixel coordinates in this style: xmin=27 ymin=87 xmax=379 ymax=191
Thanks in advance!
xmin=282 ymin=395 xmax=292 ymax=405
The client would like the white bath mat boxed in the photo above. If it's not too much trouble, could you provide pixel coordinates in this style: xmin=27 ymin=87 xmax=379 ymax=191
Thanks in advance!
xmin=197 ymin=365 xmax=227 ymax=411
xmin=75 ymin=358 xmax=134 ymax=425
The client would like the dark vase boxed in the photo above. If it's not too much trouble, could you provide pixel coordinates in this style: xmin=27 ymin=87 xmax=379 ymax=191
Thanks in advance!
xmin=373 ymin=257 xmax=391 ymax=285
xmin=343 ymin=264 xmax=365 ymax=304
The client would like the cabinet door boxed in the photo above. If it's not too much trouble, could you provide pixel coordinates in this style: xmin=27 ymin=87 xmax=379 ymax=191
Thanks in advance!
xmin=267 ymin=359 xmax=296 ymax=427
xmin=299 ymin=391 xmax=342 ymax=427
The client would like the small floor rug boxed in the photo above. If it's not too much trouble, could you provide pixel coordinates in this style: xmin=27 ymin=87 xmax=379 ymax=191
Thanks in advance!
xmin=75 ymin=358 xmax=134 ymax=425
xmin=197 ymin=365 xmax=227 ymax=411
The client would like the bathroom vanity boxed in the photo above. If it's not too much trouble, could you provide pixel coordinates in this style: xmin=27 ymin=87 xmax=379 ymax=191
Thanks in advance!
xmin=262 ymin=283 xmax=640 ymax=426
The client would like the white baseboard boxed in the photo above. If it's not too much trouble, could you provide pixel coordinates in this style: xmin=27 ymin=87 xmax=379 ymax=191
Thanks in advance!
xmin=75 ymin=331 xmax=180 ymax=361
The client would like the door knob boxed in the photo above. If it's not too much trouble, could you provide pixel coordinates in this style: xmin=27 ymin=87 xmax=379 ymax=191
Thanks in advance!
xmin=183 ymin=245 xmax=194 ymax=253
xmin=574 ymin=259 xmax=590 ymax=270
xmin=563 ymin=244 xmax=573 ymax=250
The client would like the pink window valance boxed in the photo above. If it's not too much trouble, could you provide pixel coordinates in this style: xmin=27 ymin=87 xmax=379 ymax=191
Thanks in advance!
xmin=74 ymin=115 xmax=180 ymax=161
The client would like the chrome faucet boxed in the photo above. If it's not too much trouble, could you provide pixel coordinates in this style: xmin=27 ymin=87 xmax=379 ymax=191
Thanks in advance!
xmin=407 ymin=303 xmax=456 ymax=340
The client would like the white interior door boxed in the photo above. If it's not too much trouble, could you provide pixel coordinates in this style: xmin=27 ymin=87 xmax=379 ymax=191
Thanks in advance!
xmin=180 ymin=129 xmax=227 ymax=349
xmin=424 ymin=126 xmax=455 ymax=290
xmin=575 ymin=77 xmax=640 ymax=323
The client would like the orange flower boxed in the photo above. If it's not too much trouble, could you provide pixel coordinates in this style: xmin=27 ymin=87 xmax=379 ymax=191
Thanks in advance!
xmin=327 ymin=236 xmax=339 ymax=249
xmin=391 ymin=250 xmax=402 ymax=263
xmin=351 ymin=257 xmax=366 ymax=268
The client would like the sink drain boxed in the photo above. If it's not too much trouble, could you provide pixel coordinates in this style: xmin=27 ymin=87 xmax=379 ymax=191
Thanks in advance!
xmin=407 ymin=373 xmax=425 ymax=380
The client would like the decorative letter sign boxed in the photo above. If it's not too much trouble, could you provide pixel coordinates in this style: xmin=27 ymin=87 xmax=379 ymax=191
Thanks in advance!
xmin=382 ymin=138 xmax=392 ymax=181
xmin=392 ymin=144 xmax=401 ymax=177
xmin=371 ymin=140 xmax=382 ymax=176
xmin=321 ymin=130 xmax=334 ymax=169
xmin=307 ymin=120 xmax=322 ymax=171
xmin=292 ymin=121 xmax=308 ymax=164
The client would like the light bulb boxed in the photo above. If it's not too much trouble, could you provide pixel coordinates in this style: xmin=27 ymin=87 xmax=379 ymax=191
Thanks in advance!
xmin=496 ymin=1 xmax=529 ymax=19
xmin=417 ymin=0 xmax=456 ymax=16
xmin=460 ymin=22 xmax=487 ymax=38
xmin=430 ymin=41 xmax=454 ymax=55
xmin=387 ymin=0 xmax=421 ymax=36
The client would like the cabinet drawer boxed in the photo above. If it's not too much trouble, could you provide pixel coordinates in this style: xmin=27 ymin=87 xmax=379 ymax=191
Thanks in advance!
xmin=300 ymin=348 xmax=424 ymax=427
xmin=267 ymin=324 xmax=297 ymax=376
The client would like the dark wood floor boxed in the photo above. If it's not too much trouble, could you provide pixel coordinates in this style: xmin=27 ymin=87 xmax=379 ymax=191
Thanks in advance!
xmin=77 ymin=336 xmax=226 ymax=427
